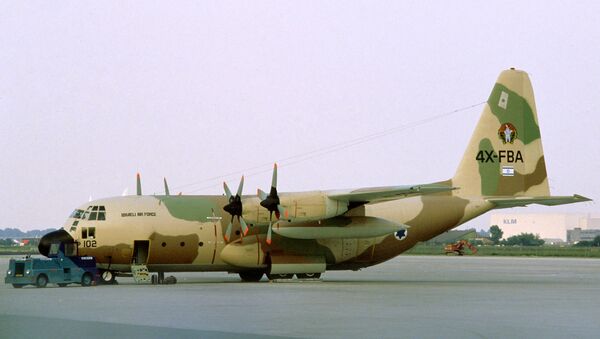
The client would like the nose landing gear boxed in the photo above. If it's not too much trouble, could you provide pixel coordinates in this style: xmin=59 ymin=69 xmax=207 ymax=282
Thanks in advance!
xmin=99 ymin=270 xmax=118 ymax=284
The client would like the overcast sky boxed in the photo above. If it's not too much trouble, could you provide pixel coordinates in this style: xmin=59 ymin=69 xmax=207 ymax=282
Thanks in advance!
xmin=1 ymin=1 xmax=598 ymax=230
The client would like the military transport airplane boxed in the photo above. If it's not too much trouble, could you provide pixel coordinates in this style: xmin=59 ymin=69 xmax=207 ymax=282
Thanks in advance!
xmin=39 ymin=68 xmax=590 ymax=283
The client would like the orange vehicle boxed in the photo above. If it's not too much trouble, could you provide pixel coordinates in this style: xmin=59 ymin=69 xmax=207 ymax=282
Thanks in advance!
xmin=444 ymin=240 xmax=478 ymax=256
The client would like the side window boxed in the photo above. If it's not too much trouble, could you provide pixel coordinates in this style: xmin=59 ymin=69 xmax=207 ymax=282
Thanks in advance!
xmin=64 ymin=243 xmax=77 ymax=256
xmin=88 ymin=227 xmax=96 ymax=239
xmin=70 ymin=220 xmax=78 ymax=232
xmin=82 ymin=227 xmax=88 ymax=239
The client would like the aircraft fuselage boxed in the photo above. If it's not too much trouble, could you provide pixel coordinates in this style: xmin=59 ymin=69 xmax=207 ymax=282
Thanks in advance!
xmin=55 ymin=192 xmax=492 ymax=274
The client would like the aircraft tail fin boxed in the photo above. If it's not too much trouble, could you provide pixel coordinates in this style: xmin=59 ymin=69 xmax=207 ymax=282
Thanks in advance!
xmin=452 ymin=68 xmax=550 ymax=197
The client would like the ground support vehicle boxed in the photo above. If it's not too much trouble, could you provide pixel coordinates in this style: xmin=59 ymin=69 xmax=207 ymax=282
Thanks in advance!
xmin=5 ymin=243 xmax=98 ymax=288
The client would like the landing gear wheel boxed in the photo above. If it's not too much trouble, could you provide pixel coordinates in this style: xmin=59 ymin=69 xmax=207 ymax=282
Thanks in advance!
xmin=100 ymin=270 xmax=117 ymax=284
xmin=239 ymin=271 xmax=264 ymax=282
xmin=296 ymin=273 xmax=321 ymax=279
xmin=12 ymin=284 xmax=23 ymax=288
xmin=266 ymin=273 xmax=293 ymax=280
xmin=58 ymin=283 xmax=68 ymax=287
xmin=81 ymin=273 xmax=93 ymax=287
xmin=36 ymin=274 xmax=48 ymax=288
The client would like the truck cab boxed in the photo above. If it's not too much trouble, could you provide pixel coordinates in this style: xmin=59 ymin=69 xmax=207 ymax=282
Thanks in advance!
xmin=5 ymin=243 xmax=98 ymax=288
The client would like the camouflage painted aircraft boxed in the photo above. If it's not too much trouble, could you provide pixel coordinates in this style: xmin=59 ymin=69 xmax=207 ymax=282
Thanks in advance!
xmin=39 ymin=68 xmax=590 ymax=282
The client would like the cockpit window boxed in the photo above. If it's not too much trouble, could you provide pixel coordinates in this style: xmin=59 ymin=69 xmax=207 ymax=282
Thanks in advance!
xmin=70 ymin=209 xmax=85 ymax=219
xmin=81 ymin=205 xmax=107 ymax=221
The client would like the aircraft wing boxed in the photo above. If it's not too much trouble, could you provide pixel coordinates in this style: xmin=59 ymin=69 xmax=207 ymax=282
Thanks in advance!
xmin=486 ymin=194 xmax=591 ymax=209
xmin=328 ymin=184 xmax=456 ymax=204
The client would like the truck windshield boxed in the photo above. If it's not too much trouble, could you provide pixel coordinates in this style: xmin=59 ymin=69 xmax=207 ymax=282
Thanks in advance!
xmin=49 ymin=243 xmax=60 ymax=256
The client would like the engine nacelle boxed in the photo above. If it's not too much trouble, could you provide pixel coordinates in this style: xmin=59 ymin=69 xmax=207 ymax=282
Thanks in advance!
xmin=220 ymin=241 xmax=266 ymax=268
xmin=242 ymin=191 xmax=348 ymax=225
xmin=273 ymin=216 xmax=407 ymax=240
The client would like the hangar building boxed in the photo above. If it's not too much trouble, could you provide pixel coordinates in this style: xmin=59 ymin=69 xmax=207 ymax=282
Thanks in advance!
xmin=489 ymin=213 xmax=600 ymax=242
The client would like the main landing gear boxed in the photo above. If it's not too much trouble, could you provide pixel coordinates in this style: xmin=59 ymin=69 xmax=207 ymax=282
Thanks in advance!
xmin=151 ymin=272 xmax=177 ymax=285
xmin=238 ymin=271 xmax=322 ymax=282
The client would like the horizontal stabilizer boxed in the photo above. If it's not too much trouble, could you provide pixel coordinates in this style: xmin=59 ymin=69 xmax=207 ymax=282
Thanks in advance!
xmin=272 ymin=216 xmax=407 ymax=239
xmin=487 ymin=194 xmax=591 ymax=209
xmin=329 ymin=184 xmax=456 ymax=204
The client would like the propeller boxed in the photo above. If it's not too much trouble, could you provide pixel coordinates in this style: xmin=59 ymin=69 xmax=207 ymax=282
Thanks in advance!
xmin=222 ymin=176 xmax=249 ymax=242
xmin=258 ymin=164 xmax=288 ymax=245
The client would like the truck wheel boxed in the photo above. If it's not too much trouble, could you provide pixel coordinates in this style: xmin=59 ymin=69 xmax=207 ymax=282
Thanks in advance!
xmin=12 ymin=284 xmax=24 ymax=288
xmin=36 ymin=274 xmax=48 ymax=288
xmin=81 ymin=273 xmax=93 ymax=287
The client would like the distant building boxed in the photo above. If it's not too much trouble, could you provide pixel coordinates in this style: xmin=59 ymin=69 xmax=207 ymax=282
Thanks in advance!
xmin=567 ymin=228 xmax=600 ymax=243
xmin=489 ymin=213 xmax=600 ymax=241
xmin=476 ymin=229 xmax=491 ymax=238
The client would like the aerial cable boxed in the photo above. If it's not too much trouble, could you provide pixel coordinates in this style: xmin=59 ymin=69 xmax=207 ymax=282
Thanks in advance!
xmin=173 ymin=101 xmax=486 ymax=194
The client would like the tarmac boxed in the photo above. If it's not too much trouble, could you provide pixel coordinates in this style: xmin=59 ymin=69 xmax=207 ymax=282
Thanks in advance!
xmin=1 ymin=255 xmax=599 ymax=339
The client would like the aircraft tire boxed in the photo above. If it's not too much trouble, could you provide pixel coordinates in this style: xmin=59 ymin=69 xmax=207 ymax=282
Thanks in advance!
xmin=239 ymin=271 xmax=264 ymax=282
xmin=81 ymin=273 xmax=93 ymax=287
xmin=99 ymin=270 xmax=116 ymax=284
xmin=296 ymin=273 xmax=321 ymax=279
xmin=58 ymin=283 xmax=68 ymax=287
xmin=12 ymin=284 xmax=24 ymax=288
xmin=36 ymin=274 xmax=48 ymax=288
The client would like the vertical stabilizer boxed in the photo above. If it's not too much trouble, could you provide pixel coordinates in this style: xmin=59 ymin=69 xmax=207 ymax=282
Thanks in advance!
xmin=452 ymin=69 xmax=550 ymax=197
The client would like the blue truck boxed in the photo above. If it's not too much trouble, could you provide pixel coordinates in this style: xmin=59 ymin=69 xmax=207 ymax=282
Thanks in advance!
xmin=4 ymin=243 xmax=98 ymax=288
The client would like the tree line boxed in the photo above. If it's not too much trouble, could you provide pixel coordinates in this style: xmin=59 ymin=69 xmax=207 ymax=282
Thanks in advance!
xmin=489 ymin=225 xmax=600 ymax=247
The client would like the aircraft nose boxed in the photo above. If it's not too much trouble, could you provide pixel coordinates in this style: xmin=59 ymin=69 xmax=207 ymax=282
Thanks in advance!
xmin=38 ymin=229 xmax=74 ymax=257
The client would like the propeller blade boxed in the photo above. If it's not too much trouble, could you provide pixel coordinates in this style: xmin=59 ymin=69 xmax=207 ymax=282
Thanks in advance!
xmin=257 ymin=188 xmax=268 ymax=201
xmin=136 ymin=173 xmax=142 ymax=196
xmin=239 ymin=217 xmax=249 ymax=236
xmin=224 ymin=220 xmax=233 ymax=242
xmin=164 ymin=177 xmax=170 ymax=196
xmin=223 ymin=182 xmax=233 ymax=200
xmin=271 ymin=163 xmax=278 ymax=189
xmin=277 ymin=205 xmax=288 ymax=219
xmin=236 ymin=176 xmax=244 ymax=197
xmin=223 ymin=176 xmax=248 ymax=239
xmin=266 ymin=220 xmax=273 ymax=245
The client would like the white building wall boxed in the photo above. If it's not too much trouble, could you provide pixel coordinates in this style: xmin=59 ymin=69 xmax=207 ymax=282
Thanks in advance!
xmin=489 ymin=213 xmax=599 ymax=241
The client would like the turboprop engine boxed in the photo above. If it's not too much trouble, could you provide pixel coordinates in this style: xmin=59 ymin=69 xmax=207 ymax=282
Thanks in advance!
xmin=222 ymin=164 xmax=351 ymax=245
xmin=219 ymin=215 xmax=407 ymax=270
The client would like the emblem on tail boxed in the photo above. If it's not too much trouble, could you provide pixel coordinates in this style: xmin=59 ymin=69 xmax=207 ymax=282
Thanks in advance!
xmin=498 ymin=123 xmax=517 ymax=144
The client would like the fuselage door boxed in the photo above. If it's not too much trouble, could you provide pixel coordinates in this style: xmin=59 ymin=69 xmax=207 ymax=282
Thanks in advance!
xmin=133 ymin=240 xmax=150 ymax=264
